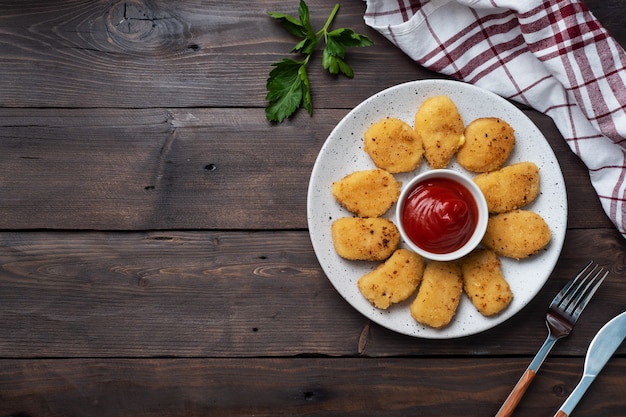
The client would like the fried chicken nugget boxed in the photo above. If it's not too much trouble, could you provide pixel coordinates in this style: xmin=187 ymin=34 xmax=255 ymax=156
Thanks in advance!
xmin=332 ymin=169 xmax=401 ymax=217
xmin=482 ymin=210 xmax=551 ymax=259
xmin=363 ymin=117 xmax=424 ymax=173
xmin=331 ymin=217 xmax=400 ymax=261
xmin=457 ymin=117 xmax=515 ymax=173
xmin=414 ymin=95 xmax=465 ymax=169
xmin=473 ymin=162 xmax=540 ymax=213
xmin=410 ymin=261 xmax=463 ymax=328
xmin=358 ymin=249 xmax=426 ymax=309
xmin=460 ymin=249 xmax=513 ymax=316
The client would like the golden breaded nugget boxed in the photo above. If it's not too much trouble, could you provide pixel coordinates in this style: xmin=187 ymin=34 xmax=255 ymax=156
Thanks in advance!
xmin=331 ymin=217 xmax=400 ymax=261
xmin=332 ymin=169 xmax=401 ymax=217
xmin=460 ymin=249 xmax=513 ymax=316
xmin=363 ymin=117 xmax=424 ymax=173
xmin=457 ymin=117 xmax=515 ymax=172
xmin=410 ymin=261 xmax=463 ymax=328
xmin=482 ymin=210 xmax=551 ymax=259
xmin=414 ymin=96 xmax=465 ymax=169
xmin=358 ymin=249 xmax=426 ymax=309
xmin=473 ymin=162 xmax=540 ymax=213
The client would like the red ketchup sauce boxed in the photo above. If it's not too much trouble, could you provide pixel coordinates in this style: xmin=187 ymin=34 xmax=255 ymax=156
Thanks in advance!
xmin=401 ymin=177 xmax=478 ymax=254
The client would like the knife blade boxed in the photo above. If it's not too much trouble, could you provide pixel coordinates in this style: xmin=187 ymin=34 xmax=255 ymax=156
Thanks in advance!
xmin=553 ymin=311 xmax=626 ymax=417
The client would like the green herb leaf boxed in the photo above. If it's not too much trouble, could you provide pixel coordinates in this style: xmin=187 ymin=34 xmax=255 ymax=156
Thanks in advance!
xmin=324 ymin=35 xmax=346 ymax=59
xmin=265 ymin=59 xmax=306 ymax=123
xmin=267 ymin=12 xmax=305 ymax=38
xmin=322 ymin=49 xmax=353 ymax=77
xmin=298 ymin=0 xmax=310 ymax=28
xmin=266 ymin=1 xmax=373 ymax=122
xmin=298 ymin=64 xmax=312 ymax=115
xmin=328 ymin=28 xmax=374 ymax=48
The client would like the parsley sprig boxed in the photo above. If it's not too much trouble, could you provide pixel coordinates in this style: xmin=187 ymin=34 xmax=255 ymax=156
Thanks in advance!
xmin=266 ymin=1 xmax=373 ymax=122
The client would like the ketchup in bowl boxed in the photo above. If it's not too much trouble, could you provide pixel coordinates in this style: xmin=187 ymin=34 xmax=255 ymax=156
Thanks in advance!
xmin=401 ymin=177 xmax=477 ymax=253
xmin=396 ymin=170 xmax=488 ymax=261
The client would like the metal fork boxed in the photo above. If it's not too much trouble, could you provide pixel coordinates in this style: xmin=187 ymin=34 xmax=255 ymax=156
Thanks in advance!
xmin=495 ymin=260 xmax=608 ymax=417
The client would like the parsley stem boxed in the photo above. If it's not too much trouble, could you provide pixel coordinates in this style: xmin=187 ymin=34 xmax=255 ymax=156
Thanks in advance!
xmin=320 ymin=4 xmax=340 ymax=34
xmin=266 ymin=1 xmax=372 ymax=122
xmin=303 ymin=52 xmax=312 ymax=66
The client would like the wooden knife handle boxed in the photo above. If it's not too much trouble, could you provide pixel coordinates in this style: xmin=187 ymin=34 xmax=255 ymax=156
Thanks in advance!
xmin=554 ymin=411 xmax=568 ymax=417
xmin=495 ymin=369 xmax=537 ymax=417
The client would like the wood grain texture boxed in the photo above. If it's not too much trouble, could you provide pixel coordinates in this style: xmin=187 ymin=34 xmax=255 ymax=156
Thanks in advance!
xmin=0 ymin=229 xmax=623 ymax=358
xmin=0 ymin=0 xmax=625 ymax=416
xmin=0 ymin=357 xmax=625 ymax=417
xmin=0 ymin=107 xmax=615 ymax=230
xmin=0 ymin=0 xmax=429 ymax=109
xmin=0 ymin=108 xmax=326 ymax=230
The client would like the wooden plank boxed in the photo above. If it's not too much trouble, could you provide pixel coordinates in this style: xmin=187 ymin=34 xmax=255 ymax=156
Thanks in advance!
xmin=0 ymin=108 xmax=327 ymax=230
xmin=0 ymin=357 xmax=624 ymax=417
xmin=0 ymin=229 xmax=623 ymax=358
xmin=0 ymin=108 xmax=614 ymax=230
xmin=0 ymin=0 xmax=431 ymax=109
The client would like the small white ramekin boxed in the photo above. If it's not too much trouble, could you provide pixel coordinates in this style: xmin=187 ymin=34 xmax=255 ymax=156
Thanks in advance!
xmin=395 ymin=169 xmax=488 ymax=262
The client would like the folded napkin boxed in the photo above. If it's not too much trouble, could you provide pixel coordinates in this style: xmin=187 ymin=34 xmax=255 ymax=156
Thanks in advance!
xmin=364 ymin=0 xmax=626 ymax=239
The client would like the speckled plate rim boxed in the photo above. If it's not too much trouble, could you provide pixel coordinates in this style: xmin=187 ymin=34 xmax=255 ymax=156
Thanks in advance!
xmin=307 ymin=79 xmax=567 ymax=339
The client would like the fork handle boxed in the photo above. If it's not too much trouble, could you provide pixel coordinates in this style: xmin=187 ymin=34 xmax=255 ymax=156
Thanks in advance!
xmin=495 ymin=334 xmax=559 ymax=417
xmin=494 ymin=369 xmax=537 ymax=417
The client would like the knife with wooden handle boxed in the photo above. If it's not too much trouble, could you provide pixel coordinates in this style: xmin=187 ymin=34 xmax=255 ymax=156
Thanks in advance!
xmin=553 ymin=311 xmax=626 ymax=417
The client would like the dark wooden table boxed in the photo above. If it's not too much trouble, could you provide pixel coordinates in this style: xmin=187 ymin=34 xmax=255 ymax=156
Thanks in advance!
xmin=0 ymin=1 xmax=625 ymax=416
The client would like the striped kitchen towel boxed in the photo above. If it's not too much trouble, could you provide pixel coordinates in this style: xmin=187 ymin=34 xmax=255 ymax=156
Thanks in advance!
xmin=364 ymin=0 xmax=626 ymax=238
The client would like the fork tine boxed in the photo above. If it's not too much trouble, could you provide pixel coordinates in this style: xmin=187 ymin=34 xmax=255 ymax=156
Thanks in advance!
xmin=555 ymin=261 xmax=607 ymax=319
xmin=561 ymin=263 xmax=599 ymax=306
xmin=551 ymin=260 xmax=594 ymax=307
xmin=570 ymin=269 xmax=608 ymax=319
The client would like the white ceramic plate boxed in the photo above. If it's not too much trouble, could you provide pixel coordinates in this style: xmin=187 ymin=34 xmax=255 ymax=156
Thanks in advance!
xmin=307 ymin=79 xmax=567 ymax=339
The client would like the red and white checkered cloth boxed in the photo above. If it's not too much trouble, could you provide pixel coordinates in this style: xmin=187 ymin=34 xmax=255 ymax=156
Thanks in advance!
xmin=364 ymin=0 xmax=626 ymax=239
